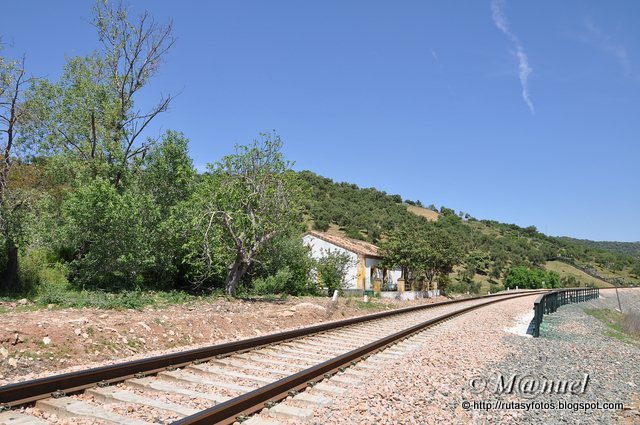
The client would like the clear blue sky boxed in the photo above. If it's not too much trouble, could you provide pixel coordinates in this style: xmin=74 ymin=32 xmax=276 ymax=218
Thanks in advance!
xmin=2 ymin=1 xmax=639 ymax=241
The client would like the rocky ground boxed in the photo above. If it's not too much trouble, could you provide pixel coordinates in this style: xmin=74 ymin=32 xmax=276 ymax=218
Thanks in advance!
xmin=0 ymin=294 xmax=446 ymax=384
xmin=309 ymin=289 xmax=640 ymax=424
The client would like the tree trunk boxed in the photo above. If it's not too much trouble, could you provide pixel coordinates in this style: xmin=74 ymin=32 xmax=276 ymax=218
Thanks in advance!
xmin=224 ymin=257 xmax=249 ymax=296
xmin=1 ymin=241 xmax=18 ymax=294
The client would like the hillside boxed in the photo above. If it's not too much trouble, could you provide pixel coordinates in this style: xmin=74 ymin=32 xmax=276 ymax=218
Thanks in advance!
xmin=406 ymin=205 xmax=440 ymax=222
xmin=543 ymin=261 xmax=612 ymax=288
xmin=557 ymin=237 xmax=640 ymax=258
xmin=299 ymin=170 xmax=640 ymax=288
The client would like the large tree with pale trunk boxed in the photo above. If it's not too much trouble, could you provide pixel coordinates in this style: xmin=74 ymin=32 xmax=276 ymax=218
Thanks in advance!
xmin=188 ymin=133 xmax=305 ymax=296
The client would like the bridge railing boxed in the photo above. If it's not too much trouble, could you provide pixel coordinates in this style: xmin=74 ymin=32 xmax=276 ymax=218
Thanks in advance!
xmin=532 ymin=287 xmax=599 ymax=337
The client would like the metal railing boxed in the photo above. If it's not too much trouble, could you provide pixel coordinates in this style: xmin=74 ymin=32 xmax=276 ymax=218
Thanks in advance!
xmin=532 ymin=287 xmax=600 ymax=337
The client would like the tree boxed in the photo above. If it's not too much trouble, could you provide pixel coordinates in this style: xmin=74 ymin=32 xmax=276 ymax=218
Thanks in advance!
xmin=631 ymin=262 xmax=640 ymax=279
xmin=139 ymin=130 xmax=196 ymax=217
xmin=189 ymin=133 xmax=305 ymax=295
xmin=489 ymin=262 xmax=503 ymax=281
xmin=419 ymin=224 xmax=462 ymax=287
xmin=25 ymin=0 xmax=175 ymax=186
xmin=463 ymin=250 xmax=491 ymax=282
xmin=15 ymin=1 xmax=180 ymax=291
xmin=60 ymin=177 xmax=159 ymax=289
xmin=0 ymin=48 xmax=31 ymax=293
xmin=0 ymin=53 xmax=29 ymax=201
xmin=381 ymin=221 xmax=462 ymax=289
xmin=138 ymin=130 xmax=196 ymax=286
xmin=379 ymin=223 xmax=421 ymax=286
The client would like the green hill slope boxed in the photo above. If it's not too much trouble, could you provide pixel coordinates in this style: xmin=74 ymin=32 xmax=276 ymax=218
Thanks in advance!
xmin=299 ymin=170 xmax=639 ymax=288
xmin=557 ymin=237 xmax=640 ymax=258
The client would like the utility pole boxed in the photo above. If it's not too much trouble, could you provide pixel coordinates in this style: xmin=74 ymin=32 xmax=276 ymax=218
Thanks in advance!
xmin=614 ymin=284 xmax=622 ymax=313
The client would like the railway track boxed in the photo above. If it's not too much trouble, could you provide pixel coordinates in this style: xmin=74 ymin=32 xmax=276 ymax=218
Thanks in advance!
xmin=0 ymin=290 xmax=543 ymax=425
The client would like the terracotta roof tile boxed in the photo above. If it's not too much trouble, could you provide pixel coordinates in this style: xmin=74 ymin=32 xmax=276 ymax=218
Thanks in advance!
xmin=305 ymin=231 xmax=381 ymax=258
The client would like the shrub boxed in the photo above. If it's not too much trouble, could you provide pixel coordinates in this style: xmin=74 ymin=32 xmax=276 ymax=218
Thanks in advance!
xmin=60 ymin=178 xmax=160 ymax=290
xmin=35 ymin=264 xmax=72 ymax=305
xmin=436 ymin=273 xmax=451 ymax=291
xmin=253 ymin=268 xmax=294 ymax=295
xmin=490 ymin=283 xmax=505 ymax=292
xmin=18 ymin=248 xmax=50 ymax=292
xmin=61 ymin=290 xmax=155 ymax=310
xmin=561 ymin=275 xmax=581 ymax=288
xmin=252 ymin=236 xmax=316 ymax=295
xmin=316 ymin=249 xmax=354 ymax=296
xmin=313 ymin=219 xmax=330 ymax=232
xmin=504 ymin=266 xmax=560 ymax=289
xmin=344 ymin=227 xmax=365 ymax=240
xmin=19 ymin=248 xmax=72 ymax=303
xmin=446 ymin=280 xmax=481 ymax=294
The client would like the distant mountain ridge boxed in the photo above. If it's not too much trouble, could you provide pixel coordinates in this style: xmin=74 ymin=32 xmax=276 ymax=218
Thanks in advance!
xmin=557 ymin=237 xmax=640 ymax=258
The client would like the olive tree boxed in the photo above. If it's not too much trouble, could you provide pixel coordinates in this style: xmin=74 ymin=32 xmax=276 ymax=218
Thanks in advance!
xmin=188 ymin=133 xmax=305 ymax=295
xmin=381 ymin=220 xmax=462 ymax=289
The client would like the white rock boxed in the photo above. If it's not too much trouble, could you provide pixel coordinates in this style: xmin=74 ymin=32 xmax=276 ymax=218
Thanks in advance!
xmin=42 ymin=337 xmax=51 ymax=345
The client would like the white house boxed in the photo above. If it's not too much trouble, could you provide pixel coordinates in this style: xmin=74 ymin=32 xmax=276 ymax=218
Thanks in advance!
xmin=302 ymin=231 xmax=402 ymax=292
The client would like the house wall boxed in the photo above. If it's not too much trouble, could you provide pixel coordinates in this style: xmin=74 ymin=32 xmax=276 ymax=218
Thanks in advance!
xmin=303 ymin=234 xmax=402 ymax=292
xmin=302 ymin=234 xmax=359 ymax=290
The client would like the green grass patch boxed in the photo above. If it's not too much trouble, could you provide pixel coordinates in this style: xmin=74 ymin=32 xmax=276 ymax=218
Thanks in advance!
xmin=584 ymin=308 xmax=638 ymax=345
xmin=0 ymin=289 xmax=226 ymax=313
xmin=355 ymin=300 xmax=387 ymax=311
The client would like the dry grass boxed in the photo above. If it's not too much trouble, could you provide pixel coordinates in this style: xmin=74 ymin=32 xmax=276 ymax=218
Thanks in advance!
xmin=622 ymin=311 xmax=640 ymax=337
xmin=325 ymin=223 xmax=347 ymax=237
xmin=406 ymin=205 xmax=440 ymax=221
xmin=585 ymin=308 xmax=639 ymax=345
xmin=544 ymin=261 xmax=612 ymax=288
xmin=593 ymin=264 xmax=636 ymax=283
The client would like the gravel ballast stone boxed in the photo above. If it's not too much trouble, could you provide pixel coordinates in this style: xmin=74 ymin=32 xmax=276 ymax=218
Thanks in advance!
xmin=269 ymin=290 xmax=640 ymax=424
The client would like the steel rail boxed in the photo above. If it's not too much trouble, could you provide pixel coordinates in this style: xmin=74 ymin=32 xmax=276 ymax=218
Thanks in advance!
xmin=173 ymin=291 xmax=540 ymax=425
xmin=0 ymin=290 xmax=543 ymax=407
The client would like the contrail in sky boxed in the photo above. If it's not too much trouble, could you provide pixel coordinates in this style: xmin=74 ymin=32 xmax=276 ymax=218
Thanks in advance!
xmin=491 ymin=0 xmax=534 ymax=114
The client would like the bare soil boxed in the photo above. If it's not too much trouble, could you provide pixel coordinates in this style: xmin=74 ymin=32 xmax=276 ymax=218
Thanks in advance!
xmin=0 ymin=295 xmax=446 ymax=385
